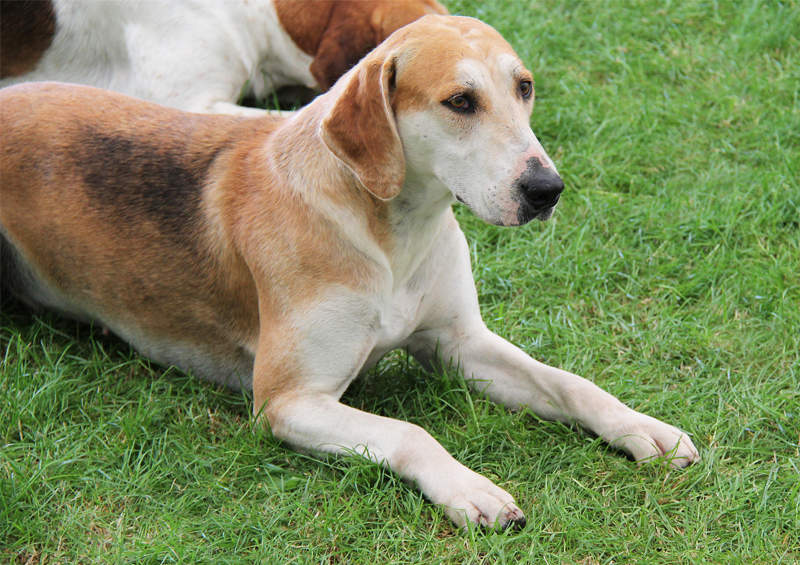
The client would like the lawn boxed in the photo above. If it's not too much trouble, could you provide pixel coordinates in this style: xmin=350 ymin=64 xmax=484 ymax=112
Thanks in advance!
xmin=2 ymin=0 xmax=798 ymax=562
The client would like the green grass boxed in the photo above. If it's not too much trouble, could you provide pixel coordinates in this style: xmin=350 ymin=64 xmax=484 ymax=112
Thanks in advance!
xmin=2 ymin=0 xmax=799 ymax=562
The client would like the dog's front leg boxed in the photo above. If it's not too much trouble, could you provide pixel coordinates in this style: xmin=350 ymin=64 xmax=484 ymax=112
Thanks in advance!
xmin=259 ymin=392 xmax=524 ymax=528
xmin=250 ymin=300 xmax=525 ymax=529
xmin=446 ymin=328 xmax=699 ymax=467
xmin=409 ymin=227 xmax=699 ymax=468
xmin=425 ymin=326 xmax=700 ymax=467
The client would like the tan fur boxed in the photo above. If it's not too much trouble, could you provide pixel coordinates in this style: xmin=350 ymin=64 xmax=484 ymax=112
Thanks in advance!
xmin=0 ymin=67 xmax=395 ymax=389
xmin=1 ymin=88 xmax=269 ymax=381
xmin=321 ymin=57 xmax=405 ymax=200
xmin=386 ymin=18 xmax=535 ymax=115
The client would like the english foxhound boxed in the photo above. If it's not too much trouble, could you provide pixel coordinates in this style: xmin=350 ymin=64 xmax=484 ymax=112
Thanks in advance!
xmin=0 ymin=15 xmax=698 ymax=529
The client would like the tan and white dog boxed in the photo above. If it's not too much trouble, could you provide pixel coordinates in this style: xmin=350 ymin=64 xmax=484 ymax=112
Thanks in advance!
xmin=0 ymin=15 xmax=698 ymax=529
xmin=0 ymin=0 xmax=446 ymax=115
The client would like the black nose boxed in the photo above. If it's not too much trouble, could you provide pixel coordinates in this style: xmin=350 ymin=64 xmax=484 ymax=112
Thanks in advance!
xmin=517 ymin=158 xmax=564 ymax=210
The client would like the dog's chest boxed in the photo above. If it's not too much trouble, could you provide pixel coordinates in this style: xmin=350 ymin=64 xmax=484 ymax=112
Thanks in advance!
xmin=359 ymin=275 xmax=430 ymax=371
xmin=379 ymin=286 xmax=424 ymax=344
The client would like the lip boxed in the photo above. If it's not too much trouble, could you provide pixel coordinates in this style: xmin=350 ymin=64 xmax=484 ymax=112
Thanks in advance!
xmin=516 ymin=197 xmax=559 ymax=225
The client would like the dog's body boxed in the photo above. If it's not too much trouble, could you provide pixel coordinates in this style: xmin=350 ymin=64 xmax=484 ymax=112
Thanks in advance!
xmin=0 ymin=0 xmax=446 ymax=115
xmin=0 ymin=15 xmax=698 ymax=529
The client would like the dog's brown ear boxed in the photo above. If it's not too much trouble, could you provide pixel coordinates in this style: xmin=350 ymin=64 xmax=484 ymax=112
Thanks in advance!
xmin=320 ymin=56 xmax=404 ymax=201
xmin=369 ymin=1 xmax=449 ymax=46
xmin=309 ymin=13 xmax=374 ymax=91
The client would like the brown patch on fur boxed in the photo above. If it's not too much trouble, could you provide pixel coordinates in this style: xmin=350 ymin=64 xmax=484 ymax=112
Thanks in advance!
xmin=0 ymin=0 xmax=56 ymax=78
xmin=219 ymin=104 xmax=395 ymax=402
xmin=386 ymin=16 xmax=523 ymax=115
xmin=251 ymin=331 xmax=301 ymax=419
xmin=0 ymin=80 xmax=391 ymax=395
xmin=273 ymin=0 xmax=335 ymax=56
xmin=0 ymin=83 xmax=267 ymax=367
xmin=276 ymin=0 xmax=447 ymax=90
xmin=369 ymin=0 xmax=447 ymax=43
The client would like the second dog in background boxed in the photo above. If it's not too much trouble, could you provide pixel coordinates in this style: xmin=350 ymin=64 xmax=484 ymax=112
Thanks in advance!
xmin=0 ymin=0 xmax=446 ymax=115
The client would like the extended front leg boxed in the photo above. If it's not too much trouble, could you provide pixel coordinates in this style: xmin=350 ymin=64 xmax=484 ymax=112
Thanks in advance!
xmin=416 ymin=325 xmax=699 ymax=467
xmin=410 ymin=223 xmax=699 ymax=468
xmin=250 ymin=296 xmax=525 ymax=530
xmin=260 ymin=392 xmax=525 ymax=529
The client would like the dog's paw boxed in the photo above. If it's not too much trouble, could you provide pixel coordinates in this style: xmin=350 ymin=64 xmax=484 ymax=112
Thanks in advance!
xmin=609 ymin=411 xmax=700 ymax=468
xmin=434 ymin=469 xmax=525 ymax=530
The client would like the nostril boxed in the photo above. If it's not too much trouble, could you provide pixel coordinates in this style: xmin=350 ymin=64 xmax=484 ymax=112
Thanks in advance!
xmin=518 ymin=165 xmax=564 ymax=208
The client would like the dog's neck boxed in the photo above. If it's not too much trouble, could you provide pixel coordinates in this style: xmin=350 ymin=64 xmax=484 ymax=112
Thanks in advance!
xmin=267 ymin=107 xmax=456 ymax=288
xmin=385 ymin=169 xmax=456 ymax=283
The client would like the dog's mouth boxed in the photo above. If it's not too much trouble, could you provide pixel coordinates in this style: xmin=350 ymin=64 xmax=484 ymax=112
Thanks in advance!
xmin=516 ymin=194 xmax=560 ymax=225
xmin=452 ymin=191 xmax=556 ymax=227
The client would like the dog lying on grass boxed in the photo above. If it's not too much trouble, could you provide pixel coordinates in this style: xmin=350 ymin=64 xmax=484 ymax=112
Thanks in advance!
xmin=0 ymin=15 xmax=699 ymax=529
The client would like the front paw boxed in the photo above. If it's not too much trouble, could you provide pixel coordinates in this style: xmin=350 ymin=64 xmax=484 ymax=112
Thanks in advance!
xmin=608 ymin=411 xmax=700 ymax=468
xmin=425 ymin=467 xmax=526 ymax=530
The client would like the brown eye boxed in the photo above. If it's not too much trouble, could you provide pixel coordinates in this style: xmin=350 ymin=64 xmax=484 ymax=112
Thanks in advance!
xmin=443 ymin=94 xmax=475 ymax=113
xmin=519 ymin=80 xmax=533 ymax=99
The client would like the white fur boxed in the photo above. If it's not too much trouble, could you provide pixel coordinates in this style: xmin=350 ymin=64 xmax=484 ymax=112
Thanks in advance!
xmin=0 ymin=0 xmax=314 ymax=115
xmin=396 ymin=54 xmax=561 ymax=226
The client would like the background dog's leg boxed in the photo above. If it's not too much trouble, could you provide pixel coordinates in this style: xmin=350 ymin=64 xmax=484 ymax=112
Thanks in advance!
xmin=198 ymin=99 xmax=294 ymax=117
xmin=259 ymin=392 xmax=525 ymax=529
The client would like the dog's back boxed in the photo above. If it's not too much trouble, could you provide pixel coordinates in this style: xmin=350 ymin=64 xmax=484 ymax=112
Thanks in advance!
xmin=0 ymin=82 xmax=275 ymax=384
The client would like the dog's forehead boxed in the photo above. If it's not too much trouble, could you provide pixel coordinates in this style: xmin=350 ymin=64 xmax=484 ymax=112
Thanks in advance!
xmin=389 ymin=16 xmax=526 ymax=102
xmin=454 ymin=53 xmax=526 ymax=89
xmin=400 ymin=16 xmax=518 ymax=62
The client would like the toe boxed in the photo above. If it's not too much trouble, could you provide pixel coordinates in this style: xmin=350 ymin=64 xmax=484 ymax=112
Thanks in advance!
xmin=441 ymin=474 xmax=525 ymax=530
xmin=609 ymin=412 xmax=700 ymax=468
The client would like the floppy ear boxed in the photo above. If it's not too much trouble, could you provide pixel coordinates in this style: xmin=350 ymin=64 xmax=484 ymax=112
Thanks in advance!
xmin=369 ymin=1 xmax=449 ymax=46
xmin=309 ymin=14 xmax=374 ymax=91
xmin=320 ymin=56 xmax=404 ymax=201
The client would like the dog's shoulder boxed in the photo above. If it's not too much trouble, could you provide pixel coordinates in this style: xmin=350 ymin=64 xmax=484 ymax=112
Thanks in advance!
xmin=1 ymin=83 xmax=281 ymax=240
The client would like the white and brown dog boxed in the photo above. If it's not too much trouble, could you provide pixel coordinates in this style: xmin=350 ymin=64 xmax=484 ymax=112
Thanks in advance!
xmin=0 ymin=0 xmax=446 ymax=115
xmin=0 ymin=15 xmax=699 ymax=529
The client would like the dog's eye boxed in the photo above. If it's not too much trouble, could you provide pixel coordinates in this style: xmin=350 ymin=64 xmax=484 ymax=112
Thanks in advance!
xmin=519 ymin=80 xmax=533 ymax=99
xmin=443 ymin=94 xmax=474 ymax=113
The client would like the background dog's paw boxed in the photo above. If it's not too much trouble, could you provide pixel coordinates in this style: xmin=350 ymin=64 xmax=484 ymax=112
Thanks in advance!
xmin=610 ymin=411 xmax=700 ymax=468
xmin=438 ymin=472 xmax=526 ymax=530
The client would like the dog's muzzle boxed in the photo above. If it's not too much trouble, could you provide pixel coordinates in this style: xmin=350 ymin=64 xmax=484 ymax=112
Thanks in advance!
xmin=515 ymin=157 xmax=564 ymax=224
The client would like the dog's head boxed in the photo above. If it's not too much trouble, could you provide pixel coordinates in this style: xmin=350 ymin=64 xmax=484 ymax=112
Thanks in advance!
xmin=321 ymin=15 xmax=563 ymax=226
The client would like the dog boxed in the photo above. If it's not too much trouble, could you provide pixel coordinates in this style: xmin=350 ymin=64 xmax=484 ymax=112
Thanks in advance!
xmin=0 ymin=0 xmax=446 ymax=115
xmin=0 ymin=15 xmax=699 ymax=529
